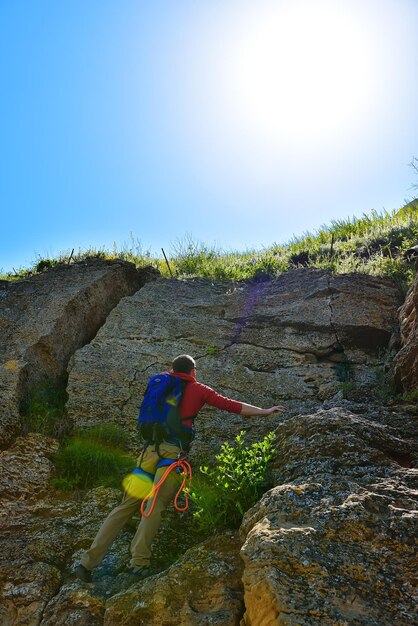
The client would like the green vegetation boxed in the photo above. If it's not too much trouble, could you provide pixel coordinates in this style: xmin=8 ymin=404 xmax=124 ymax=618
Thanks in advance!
xmin=335 ymin=355 xmax=355 ymax=399
xmin=373 ymin=367 xmax=396 ymax=404
xmin=22 ymin=380 xmax=69 ymax=439
xmin=371 ymin=349 xmax=397 ymax=404
xmin=189 ymin=430 xmax=276 ymax=532
xmin=401 ymin=388 xmax=418 ymax=403
xmin=51 ymin=423 xmax=136 ymax=491
xmin=2 ymin=201 xmax=417 ymax=290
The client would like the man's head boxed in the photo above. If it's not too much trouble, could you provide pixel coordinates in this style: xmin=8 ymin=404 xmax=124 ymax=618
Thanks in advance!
xmin=172 ymin=354 xmax=196 ymax=374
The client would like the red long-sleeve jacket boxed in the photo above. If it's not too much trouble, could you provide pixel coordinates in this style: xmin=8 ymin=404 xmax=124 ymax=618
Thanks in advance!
xmin=170 ymin=370 xmax=242 ymax=428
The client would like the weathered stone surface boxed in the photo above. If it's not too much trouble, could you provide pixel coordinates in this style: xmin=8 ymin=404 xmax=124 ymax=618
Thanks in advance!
xmin=0 ymin=433 xmax=58 ymax=503
xmin=0 ymin=435 xmax=61 ymax=625
xmin=239 ymin=408 xmax=418 ymax=625
xmin=0 ymin=562 xmax=62 ymax=626
xmin=393 ymin=270 xmax=418 ymax=392
xmin=66 ymin=271 xmax=401 ymax=463
xmin=104 ymin=533 xmax=244 ymax=626
xmin=41 ymin=584 xmax=105 ymax=626
xmin=0 ymin=432 xmax=211 ymax=623
xmin=0 ymin=433 xmax=133 ymax=625
xmin=0 ymin=260 xmax=152 ymax=449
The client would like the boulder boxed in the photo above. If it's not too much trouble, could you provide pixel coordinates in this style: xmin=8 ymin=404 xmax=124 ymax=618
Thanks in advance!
xmin=239 ymin=408 xmax=418 ymax=625
xmin=104 ymin=533 xmax=244 ymax=626
xmin=393 ymin=270 xmax=418 ymax=392
xmin=40 ymin=584 xmax=105 ymax=626
xmin=0 ymin=260 xmax=154 ymax=449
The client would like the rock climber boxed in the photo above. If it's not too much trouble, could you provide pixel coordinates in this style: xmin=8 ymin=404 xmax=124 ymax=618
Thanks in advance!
xmin=75 ymin=354 xmax=286 ymax=582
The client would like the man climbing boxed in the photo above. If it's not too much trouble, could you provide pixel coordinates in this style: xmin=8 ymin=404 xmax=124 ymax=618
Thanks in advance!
xmin=75 ymin=354 xmax=286 ymax=582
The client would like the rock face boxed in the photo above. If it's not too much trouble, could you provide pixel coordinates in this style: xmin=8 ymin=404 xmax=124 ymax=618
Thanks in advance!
xmin=0 ymin=434 xmax=63 ymax=626
xmin=0 ymin=432 xmax=134 ymax=625
xmin=0 ymin=260 xmax=153 ymax=449
xmin=393 ymin=270 xmax=418 ymax=392
xmin=2 ymin=267 xmax=416 ymax=626
xmin=67 ymin=270 xmax=402 ymax=462
xmin=239 ymin=407 xmax=418 ymax=625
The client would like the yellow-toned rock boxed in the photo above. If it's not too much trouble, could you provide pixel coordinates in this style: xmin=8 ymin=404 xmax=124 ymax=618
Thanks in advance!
xmin=104 ymin=533 xmax=244 ymax=626
xmin=239 ymin=408 xmax=417 ymax=625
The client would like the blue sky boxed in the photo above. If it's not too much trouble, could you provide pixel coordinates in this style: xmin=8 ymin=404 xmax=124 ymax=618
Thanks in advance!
xmin=1 ymin=0 xmax=417 ymax=273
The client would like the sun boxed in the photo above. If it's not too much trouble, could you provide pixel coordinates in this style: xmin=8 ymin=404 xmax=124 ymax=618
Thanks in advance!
xmin=221 ymin=1 xmax=375 ymax=148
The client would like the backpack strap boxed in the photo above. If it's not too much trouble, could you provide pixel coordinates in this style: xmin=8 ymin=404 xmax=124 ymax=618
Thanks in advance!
xmin=179 ymin=415 xmax=197 ymax=423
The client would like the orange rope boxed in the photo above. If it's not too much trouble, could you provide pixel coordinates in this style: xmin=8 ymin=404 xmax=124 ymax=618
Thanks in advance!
xmin=140 ymin=458 xmax=193 ymax=519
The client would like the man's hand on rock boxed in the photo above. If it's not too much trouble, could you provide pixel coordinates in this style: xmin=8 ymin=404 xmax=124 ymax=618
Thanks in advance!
xmin=240 ymin=402 xmax=287 ymax=417
xmin=263 ymin=406 xmax=286 ymax=416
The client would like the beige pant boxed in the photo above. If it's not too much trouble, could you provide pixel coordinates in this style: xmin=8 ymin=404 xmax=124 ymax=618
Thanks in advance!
xmin=81 ymin=442 xmax=182 ymax=569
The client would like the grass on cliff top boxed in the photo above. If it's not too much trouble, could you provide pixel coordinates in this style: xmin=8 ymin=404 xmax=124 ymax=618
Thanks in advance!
xmin=3 ymin=200 xmax=418 ymax=290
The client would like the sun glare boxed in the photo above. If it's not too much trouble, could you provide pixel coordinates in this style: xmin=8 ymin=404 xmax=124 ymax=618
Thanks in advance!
xmin=222 ymin=1 xmax=375 ymax=148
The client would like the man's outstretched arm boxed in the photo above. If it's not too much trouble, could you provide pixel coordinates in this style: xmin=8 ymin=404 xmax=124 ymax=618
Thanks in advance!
xmin=240 ymin=402 xmax=286 ymax=417
xmin=200 ymin=385 xmax=286 ymax=417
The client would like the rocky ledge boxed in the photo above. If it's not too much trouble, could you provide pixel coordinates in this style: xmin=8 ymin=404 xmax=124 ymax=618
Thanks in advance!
xmin=240 ymin=407 xmax=417 ymax=625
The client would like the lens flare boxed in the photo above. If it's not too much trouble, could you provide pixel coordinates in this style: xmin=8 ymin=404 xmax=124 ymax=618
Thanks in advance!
xmin=122 ymin=469 xmax=154 ymax=500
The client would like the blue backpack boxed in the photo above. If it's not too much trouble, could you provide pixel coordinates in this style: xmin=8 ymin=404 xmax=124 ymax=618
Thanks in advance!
xmin=137 ymin=373 xmax=195 ymax=448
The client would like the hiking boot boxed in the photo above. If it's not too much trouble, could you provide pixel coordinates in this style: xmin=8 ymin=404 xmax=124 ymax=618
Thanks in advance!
xmin=75 ymin=563 xmax=92 ymax=582
xmin=127 ymin=564 xmax=160 ymax=580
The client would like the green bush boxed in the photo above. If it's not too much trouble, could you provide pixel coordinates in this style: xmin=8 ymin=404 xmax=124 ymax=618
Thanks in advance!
xmin=22 ymin=380 xmax=69 ymax=439
xmin=35 ymin=258 xmax=57 ymax=273
xmin=371 ymin=349 xmax=398 ymax=404
xmin=51 ymin=423 xmax=136 ymax=491
xmin=189 ymin=431 xmax=276 ymax=532
xmin=335 ymin=355 xmax=353 ymax=383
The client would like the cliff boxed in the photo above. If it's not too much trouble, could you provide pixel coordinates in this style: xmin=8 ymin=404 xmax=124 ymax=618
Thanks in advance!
xmin=0 ymin=259 xmax=156 ymax=449
xmin=394 ymin=269 xmax=418 ymax=391
xmin=0 ymin=261 xmax=417 ymax=626
xmin=66 ymin=270 xmax=402 ymax=463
